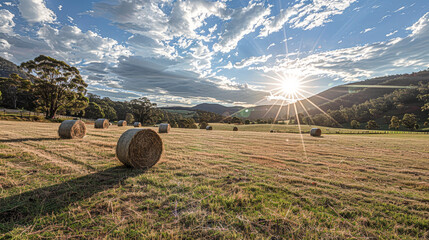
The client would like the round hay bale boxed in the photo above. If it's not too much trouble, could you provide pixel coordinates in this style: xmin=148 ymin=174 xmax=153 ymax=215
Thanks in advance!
xmin=206 ymin=126 xmax=213 ymax=130
xmin=118 ymin=120 xmax=127 ymax=127
xmin=233 ymin=127 xmax=238 ymax=131
xmin=116 ymin=129 xmax=163 ymax=169
xmin=134 ymin=122 xmax=142 ymax=127
xmin=310 ymin=128 xmax=322 ymax=137
xmin=95 ymin=118 xmax=109 ymax=129
xmin=159 ymin=123 xmax=170 ymax=133
xmin=58 ymin=120 xmax=86 ymax=139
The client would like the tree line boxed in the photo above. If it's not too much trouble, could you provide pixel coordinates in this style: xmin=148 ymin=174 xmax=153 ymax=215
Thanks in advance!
xmin=291 ymin=82 xmax=429 ymax=130
xmin=0 ymin=55 xmax=224 ymax=128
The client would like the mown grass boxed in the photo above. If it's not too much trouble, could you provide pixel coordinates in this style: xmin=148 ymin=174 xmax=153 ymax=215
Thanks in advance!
xmin=210 ymin=122 xmax=429 ymax=134
xmin=0 ymin=120 xmax=428 ymax=239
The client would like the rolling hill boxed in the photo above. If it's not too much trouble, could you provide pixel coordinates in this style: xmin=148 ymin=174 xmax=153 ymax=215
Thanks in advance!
xmin=164 ymin=69 xmax=429 ymax=120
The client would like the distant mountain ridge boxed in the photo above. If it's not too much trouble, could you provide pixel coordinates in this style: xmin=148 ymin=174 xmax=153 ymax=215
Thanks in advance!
xmin=163 ymin=69 xmax=429 ymax=120
xmin=162 ymin=103 xmax=244 ymax=116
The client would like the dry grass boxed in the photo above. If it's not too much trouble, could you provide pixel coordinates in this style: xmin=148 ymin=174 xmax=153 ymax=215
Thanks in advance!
xmin=0 ymin=121 xmax=428 ymax=239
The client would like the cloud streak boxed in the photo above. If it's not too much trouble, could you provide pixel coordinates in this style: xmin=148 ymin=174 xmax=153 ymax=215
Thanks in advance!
xmin=254 ymin=13 xmax=429 ymax=82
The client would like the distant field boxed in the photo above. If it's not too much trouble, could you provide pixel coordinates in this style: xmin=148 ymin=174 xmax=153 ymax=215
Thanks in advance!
xmin=210 ymin=123 xmax=429 ymax=134
xmin=162 ymin=109 xmax=196 ymax=118
xmin=0 ymin=121 xmax=428 ymax=239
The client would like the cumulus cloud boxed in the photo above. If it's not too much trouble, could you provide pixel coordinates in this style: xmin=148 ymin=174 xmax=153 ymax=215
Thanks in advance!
xmin=18 ymin=0 xmax=56 ymax=23
xmin=168 ymin=0 xmax=228 ymax=39
xmin=259 ymin=0 xmax=357 ymax=37
xmin=93 ymin=0 xmax=168 ymax=41
xmin=0 ymin=9 xmax=15 ymax=34
xmin=37 ymin=25 xmax=131 ymax=64
xmin=213 ymin=1 xmax=270 ymax=53
xmin=253 ymin=12 xmax=429 ymax=82
xmin=0 ymin=39 xmax=11 ymax=50
xmin=94 ymin=0 xmax=227 ymax=42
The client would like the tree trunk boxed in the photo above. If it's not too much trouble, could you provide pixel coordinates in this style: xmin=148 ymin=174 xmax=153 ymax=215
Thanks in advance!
xmin=12 ymin=96 xmax=17 ymax=109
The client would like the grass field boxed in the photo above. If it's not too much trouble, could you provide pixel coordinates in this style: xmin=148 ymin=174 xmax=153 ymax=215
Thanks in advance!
xmin=0 ymin=121 xmax=428 ymax=239
xmin=210 ymin=123 xmax=429 ymax=134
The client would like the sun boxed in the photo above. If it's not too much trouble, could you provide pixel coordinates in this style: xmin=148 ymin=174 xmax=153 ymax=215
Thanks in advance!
xmin=280 ymin=77 xmax=302 ymax=96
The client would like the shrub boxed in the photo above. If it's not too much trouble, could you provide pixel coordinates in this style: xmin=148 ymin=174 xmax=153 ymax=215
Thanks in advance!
xmin=366 ymin=120 xmax=379 ymax=129
xmin=402 ymin=114 xmax=418 ymax=130
xmin=177 ymin=118 xmax=197 ymax=128
xmin=199 ymin=122 xmax=208 ymax=129
xmin=350 ymin=120 xmax=360 ymax=129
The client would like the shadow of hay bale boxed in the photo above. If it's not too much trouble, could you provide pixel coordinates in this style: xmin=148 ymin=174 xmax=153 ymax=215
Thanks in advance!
xmin=0 ymin=166 xmax=146 ymax=233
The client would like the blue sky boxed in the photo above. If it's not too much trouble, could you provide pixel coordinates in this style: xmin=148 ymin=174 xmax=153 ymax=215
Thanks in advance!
xmin=1 ymin=0 xmax=429 ymax=106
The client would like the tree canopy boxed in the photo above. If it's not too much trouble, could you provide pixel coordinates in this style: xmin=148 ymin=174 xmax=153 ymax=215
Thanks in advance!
xmin=20 ymin=55 xmax=88 ymax=118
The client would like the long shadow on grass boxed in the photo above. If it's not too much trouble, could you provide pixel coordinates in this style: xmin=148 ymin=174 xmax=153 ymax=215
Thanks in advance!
xmin=0 ymin=166 xmax=146 ymax=233
xmin=0 ymin=137 xmax=59 ymax=143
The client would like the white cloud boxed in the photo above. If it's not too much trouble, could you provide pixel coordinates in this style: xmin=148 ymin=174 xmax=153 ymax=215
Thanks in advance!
xmin=360 ymin=27 xmax=374 ymax=34
xmin=281 ymin=37 xmax=293 ymax=43
xmin=208 ymin=24 xmax=217 ymax=34
xmin=37 ymin=25 xmax=131 ymax=64
xmin=18 ymin=0 xmax=56 ymax=23
xmin=259 ymin=0 xmax=357 ymax=37
xmin=379 ymin=15 xmax=391 ymax=23
xmin=394 ymin=6 xmax=405 ymax=13
xmin=213 ymin=1 xmax=270 ymax=53
xmin=253 ymin=12 xmax=429 ymax=83
xmin=58 ymin=5 xmax=62 ymax=11
xmin=386 ymin=30 xmax=398 ymax=37
xmin=234 ymin=54 xmax=272 ymax=69
xmin=0 ymin=9 xmax=15 ymax=34
xmin=0 ymin=39 xmax=11 ymax=50
xmin=267 ymin=43 xmax=275 ymax=50
xmin=259 ymin=6 xmax=299 ymax=37
xmin=168 ymin=0 xmax=228 ymax=39
xmin=406 ymin=12 xmax=429 ymax=37
xmin=220 ymin=61 xmax=233 ymax=69
xmin=93 ymin=0 xmax=168 ymax=41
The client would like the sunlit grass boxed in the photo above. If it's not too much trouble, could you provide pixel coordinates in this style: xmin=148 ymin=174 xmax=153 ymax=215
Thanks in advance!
xmin=0 ymin=121 xmax=428 ymax=238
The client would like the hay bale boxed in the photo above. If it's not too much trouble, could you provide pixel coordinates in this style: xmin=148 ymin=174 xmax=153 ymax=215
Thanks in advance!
xmin=310 ymin=128 xmax=322 ymax=137
xmin=116 ymin=129 xmax=163 ymax=168
xmin=233 ymin=127 xmax=238 ymax=131
xmin=95 ymin=118 xmax=109 ymax=129
xmin=206 ymin=126 xmax=212 ymax=130
xmin=118 ymin=120 xmax=127 ymax=127
xmin=58 ymin=120 xmax=86 ymax=139
xmin=159 ymin=123 xmax=170 ymax=133
xmin=134 ymin=122 xmax=142 ymax=127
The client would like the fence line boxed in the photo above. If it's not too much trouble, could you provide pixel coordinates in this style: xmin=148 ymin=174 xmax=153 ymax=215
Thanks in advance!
xmin=0 ymin=108 xmax=93 ymax=122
